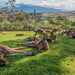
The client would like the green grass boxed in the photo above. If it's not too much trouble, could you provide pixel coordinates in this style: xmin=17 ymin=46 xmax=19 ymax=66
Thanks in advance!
xmin=0 ymin=31 xmax=75 ymax=75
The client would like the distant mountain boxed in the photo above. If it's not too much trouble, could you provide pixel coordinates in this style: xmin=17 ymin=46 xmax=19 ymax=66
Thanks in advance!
xmin=15 ymin=4 xmax=62 ymax=13
xmin=0 ymin=4 xmax=75 ymax=13
xmin=69 ymin=11 xmax=75 ymax=13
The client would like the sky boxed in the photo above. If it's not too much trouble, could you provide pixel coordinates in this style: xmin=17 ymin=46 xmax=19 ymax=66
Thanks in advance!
xmin=0 ymin=0 xmax=75 ymax=11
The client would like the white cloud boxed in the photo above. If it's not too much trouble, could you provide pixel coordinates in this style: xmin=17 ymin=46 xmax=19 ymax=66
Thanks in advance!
xmin=0 ymin=0 xmax=75 ymax=11
xmin=15 ymin=0 xmax=75 ymax=11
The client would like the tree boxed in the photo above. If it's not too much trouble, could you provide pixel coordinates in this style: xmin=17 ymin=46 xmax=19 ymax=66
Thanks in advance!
xmin=71 ymin=22 xmax=75 ymax=26
xmin=1 ymin=0 xmax=16 ymax=21
xmin=63 ymin=18 xmax=71 ymax=25
xmin=23 ymin=19 xmax=29 ymax=31
xmin=56 ymin=16 xmax=66 ymax=21
xmin=0 ymin=15 xmax=5 ymax=22
xmin=1 ymin=7 xmax=8 ymax=16
xmin=6 ymin=0 xmax=16 ymax=11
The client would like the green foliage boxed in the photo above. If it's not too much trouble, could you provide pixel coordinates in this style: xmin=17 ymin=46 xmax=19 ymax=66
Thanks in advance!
xmin=0 ymin=20 xmax=11 ymax=30
xmin=56 ymin=16 xmax=66 ymax=21
xmin=47 ymin=17 xmax=67 ymax=26
xmin=0 ymin=15 xmax=5 ymax=22
xmin=39 ymin=21 xmax=49 ymax=27
xmin=63 ymin=18 xmax=71 ymax=25
xmin=0 ymin=0 xmax=73 ymax=31
xmin=0 ymin=3 xmax=73 ymax=31
xmin=71 ymin=22 xmax=75 ymax=26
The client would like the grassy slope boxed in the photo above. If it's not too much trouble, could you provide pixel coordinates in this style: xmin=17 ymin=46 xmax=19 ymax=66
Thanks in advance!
xmin=0 ymin=31 xmax=75 ymax=75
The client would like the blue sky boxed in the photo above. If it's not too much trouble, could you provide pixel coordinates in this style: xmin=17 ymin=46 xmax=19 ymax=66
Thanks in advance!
xmin=0 ymin=0 xmax=75 ymax=11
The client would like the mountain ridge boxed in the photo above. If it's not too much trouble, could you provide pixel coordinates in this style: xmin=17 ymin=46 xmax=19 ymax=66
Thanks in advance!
xmin=0 ymin=4 xmax=75 ymax=13
xmin=15 ymin=4 xmax=62 ymax=13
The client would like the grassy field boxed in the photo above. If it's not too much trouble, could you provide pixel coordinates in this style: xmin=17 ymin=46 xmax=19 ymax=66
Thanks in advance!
xmin=0 ymin=31 xmax=75 ymax=75
xmin=41 ymin=12 xmax=75 ymax=21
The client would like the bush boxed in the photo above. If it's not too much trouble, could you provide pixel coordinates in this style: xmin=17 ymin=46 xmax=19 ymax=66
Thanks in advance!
xmin=71 ymin=22 xmax=75 ymax=26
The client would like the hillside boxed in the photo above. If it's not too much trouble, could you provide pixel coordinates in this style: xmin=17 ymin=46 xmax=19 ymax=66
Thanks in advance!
xmin=0 ymin=31 xmax=75 ymax=75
